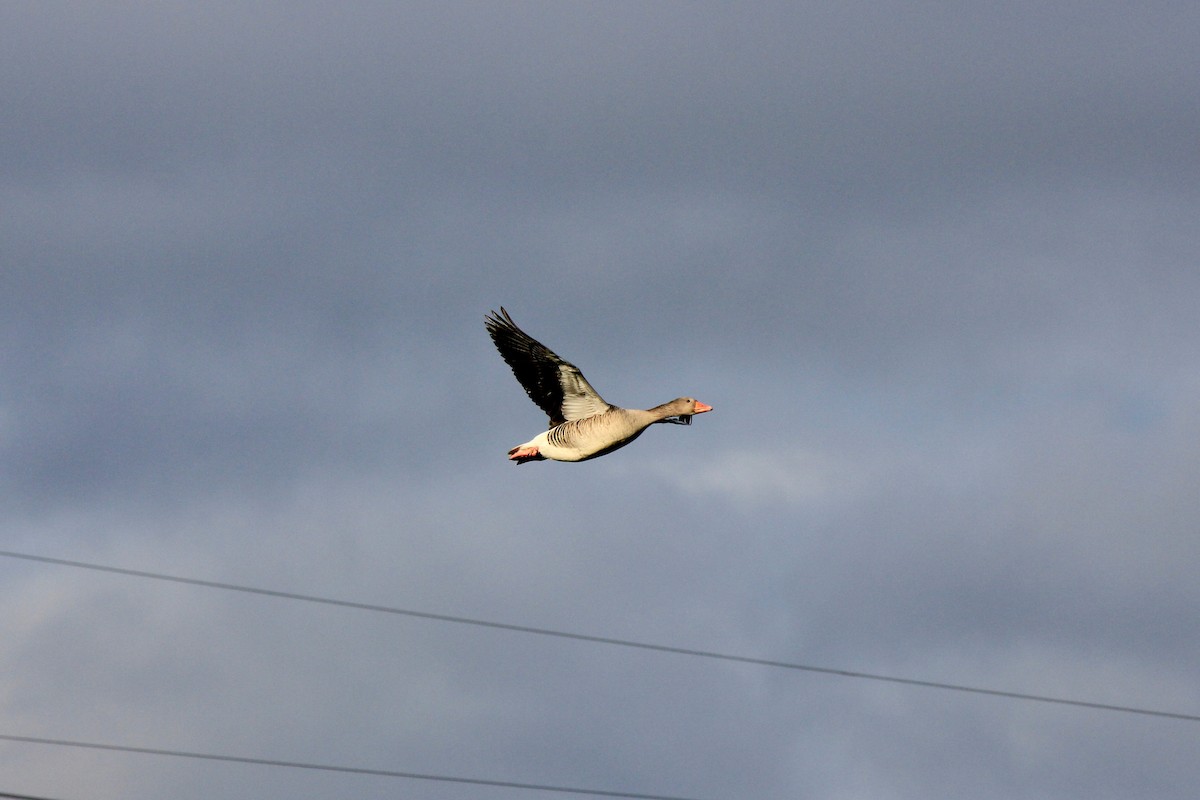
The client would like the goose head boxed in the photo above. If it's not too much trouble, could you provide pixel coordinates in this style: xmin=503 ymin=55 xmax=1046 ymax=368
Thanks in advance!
xmin=658 ymin=397 xmax=713 ymax=425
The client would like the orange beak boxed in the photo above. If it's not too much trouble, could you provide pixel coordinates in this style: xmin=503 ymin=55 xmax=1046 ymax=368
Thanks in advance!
xmin=693 ymin=401 xmax=713 ymax=414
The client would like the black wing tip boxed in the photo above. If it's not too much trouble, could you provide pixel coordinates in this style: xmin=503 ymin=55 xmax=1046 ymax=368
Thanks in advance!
xmin=486 ymin=308 xmax=542 ymax=354
xmin=484 ymin=306 xmax=519 ymax=334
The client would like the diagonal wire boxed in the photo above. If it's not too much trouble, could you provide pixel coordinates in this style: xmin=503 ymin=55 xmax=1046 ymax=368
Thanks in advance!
xmin=2 ymin=549 xmax=1197 ymax=723
xmin=0 ymin=734 xmax=701 ymax=800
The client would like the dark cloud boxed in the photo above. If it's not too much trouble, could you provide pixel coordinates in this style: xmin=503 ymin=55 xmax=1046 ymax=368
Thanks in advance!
xmin=2 ymin=3 xmax=1198 ymax=799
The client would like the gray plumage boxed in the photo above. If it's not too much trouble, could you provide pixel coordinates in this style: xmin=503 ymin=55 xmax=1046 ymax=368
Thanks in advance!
xmin=485 ymin=308 xmax=711 ymax=463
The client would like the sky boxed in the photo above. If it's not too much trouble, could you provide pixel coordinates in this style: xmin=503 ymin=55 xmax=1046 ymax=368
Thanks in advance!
xmin=2 ymin=2 xmax=1199 ymax=798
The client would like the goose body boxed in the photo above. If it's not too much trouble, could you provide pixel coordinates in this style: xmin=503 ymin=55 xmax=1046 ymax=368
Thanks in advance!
xmin=485 ymin=308 xmax=711 ymax=463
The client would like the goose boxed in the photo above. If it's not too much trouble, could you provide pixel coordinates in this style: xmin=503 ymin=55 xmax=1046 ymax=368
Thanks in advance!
xmin=485 ymin=307 xmax=712 ymax=463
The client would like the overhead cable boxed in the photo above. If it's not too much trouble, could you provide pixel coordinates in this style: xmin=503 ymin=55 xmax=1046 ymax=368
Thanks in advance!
xmin=2 ymin=549 xmax=1196 ymax=723
xmin=0 ymin=734 xmax=703 ymax=800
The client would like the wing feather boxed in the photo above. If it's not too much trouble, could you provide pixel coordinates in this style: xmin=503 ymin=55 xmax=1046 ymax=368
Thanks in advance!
xmin=485 ymin=308 xmax=612 ymax=426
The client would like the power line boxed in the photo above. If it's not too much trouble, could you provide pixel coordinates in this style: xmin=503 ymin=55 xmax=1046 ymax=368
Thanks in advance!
xmin=2 ymin=549 xmax=1197 ymax=723
xmin=0 ymin=734 xmax=703 ymax=800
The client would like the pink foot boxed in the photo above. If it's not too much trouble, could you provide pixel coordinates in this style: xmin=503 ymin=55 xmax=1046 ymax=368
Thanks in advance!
xmin=507 ymin=445 xmax=543 ymax=463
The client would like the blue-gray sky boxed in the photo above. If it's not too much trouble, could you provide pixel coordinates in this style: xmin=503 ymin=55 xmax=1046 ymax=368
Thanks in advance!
xmin=3 ymin=3 xmax=1199 ymax=799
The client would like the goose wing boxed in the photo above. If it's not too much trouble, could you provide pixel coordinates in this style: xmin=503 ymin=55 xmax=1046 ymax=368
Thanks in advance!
xmin=485 ymin=307 xmax=612 ymax=427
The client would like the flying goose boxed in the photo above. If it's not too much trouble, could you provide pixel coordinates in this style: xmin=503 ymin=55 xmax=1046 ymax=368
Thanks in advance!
xmin=485 ymin=307 xmax=712 ymax=463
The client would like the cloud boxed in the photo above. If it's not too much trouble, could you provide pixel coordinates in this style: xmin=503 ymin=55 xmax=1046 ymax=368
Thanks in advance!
xmin=646 ymin=447 xmax=864 ymax=508
xmin=3 ymin=3 xmax=1199 ymax=799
